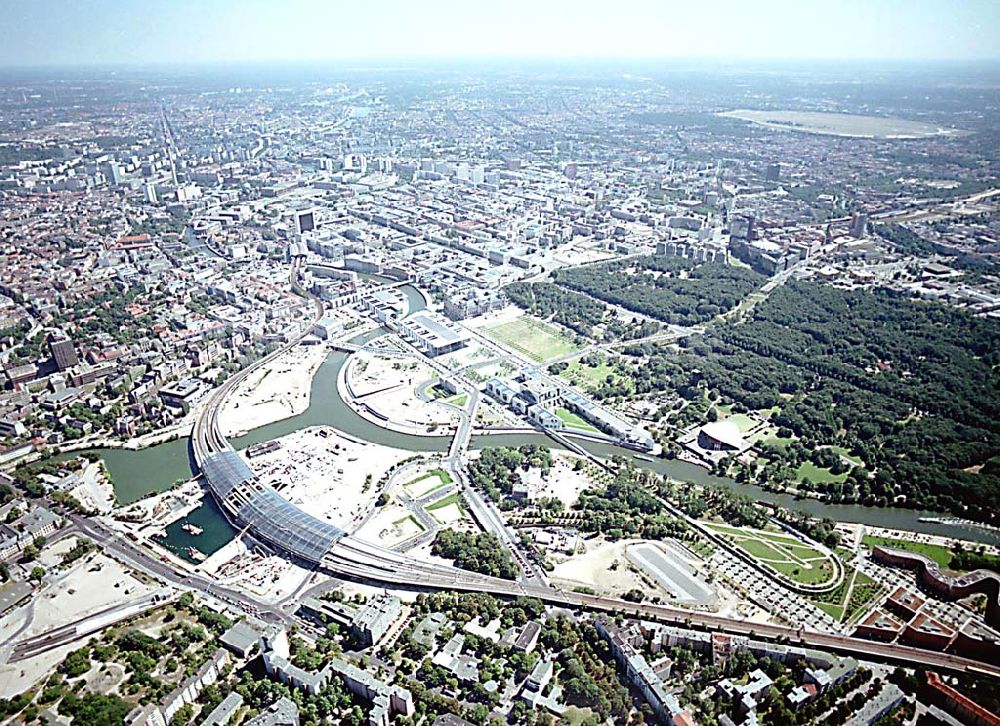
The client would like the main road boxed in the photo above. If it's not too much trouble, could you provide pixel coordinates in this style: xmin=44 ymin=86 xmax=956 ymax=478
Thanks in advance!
xmin=183 ymin=268 xmax=999 ymax=681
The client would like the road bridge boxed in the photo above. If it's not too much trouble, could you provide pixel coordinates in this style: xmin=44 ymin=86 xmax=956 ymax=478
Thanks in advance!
xmin=185 ymin=270 xmax=1000 ymax=681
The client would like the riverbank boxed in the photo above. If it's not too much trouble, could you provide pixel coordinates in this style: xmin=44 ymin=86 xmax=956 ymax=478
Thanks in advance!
xmin=217 ymin=342 xmax=329 ymax=437
xmin=340 ymin=350 xmax=456 ymax=438
xmin=53 ymin=420 xmax=190 ymax=455
xmin=68 ymin=342 xmax=1000 ymax=553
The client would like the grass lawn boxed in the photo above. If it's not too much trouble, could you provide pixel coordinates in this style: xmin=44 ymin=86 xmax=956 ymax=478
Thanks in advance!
xmin=862 ymin=535 xmax=952 ymax=568
xmin=443 ymin=392 xmax=468 ymax=407
xmin=796 ymin=461 xmax=849 ymax=484
xmin=768 ymin=558 xmax=835 ymax=585
xmin=715 ymin=523 xmax=837 ymax=586
xmin=706 ymin=523 xmax=804 ymax=547
xmin=767 ymin=436 xmax=796 ymax=446
xmin=836 ymin=546 xmax=857 ymax=562
xmin=815 ymin=601 xmax=845 ymax=620
xmin=427 ymin=492 xmax=466 ymax=512
xmin=485 ymin=316 xmax=579 ymax=362
xmin=555 ymin=407 xmax=601 ymax=433
xmin=843 ymin=570 xmax=881 ymax=619
xmin=828 ymin=445 xmax=863 ymax=466
xmin=749 ymin=425 xmax=794 ymax=446
xmin=558 ymin=358 xmax=626 ymax=392
xmin=784 ymin=543 xmax=827 ymax=560
xmin=733 ymin=538 xmax=787 ymax=562
xmin=560 ymin=707 xmax=598 ymax=726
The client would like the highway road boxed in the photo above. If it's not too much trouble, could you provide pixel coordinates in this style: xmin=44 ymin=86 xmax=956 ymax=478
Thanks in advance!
xmin=70 ymin=514 xmax=293 ymax=625
xmin=181 ymin=264 xmax=1000 ymax=681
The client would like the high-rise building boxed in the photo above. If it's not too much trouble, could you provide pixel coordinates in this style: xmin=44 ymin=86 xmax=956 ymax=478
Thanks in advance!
xmin=294 ymin=209 xmax=315 ymax=235
xmin=343 ymin=153 xmax=367 ymax=174
xmin=107 ymin=160 xmax=124 ymax=185
xmin=765 ymin=162 xmax=781 ymax=182
xmin=730 ymin=215 xmax=756 ymax=241
xmin=49 ymin=332 xmax=79 ymax=371
xmin=850 ymin=211 xmax=868 ymax=238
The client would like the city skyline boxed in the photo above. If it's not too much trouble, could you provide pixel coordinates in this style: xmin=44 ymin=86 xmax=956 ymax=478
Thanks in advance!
xmin=2 ymin=0 xmax=999 ymax=68
xmin=0 ymin=5 xmax=998 ymax=723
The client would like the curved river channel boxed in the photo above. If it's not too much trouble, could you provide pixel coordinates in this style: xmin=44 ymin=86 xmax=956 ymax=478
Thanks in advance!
xmin=79 ymin=288 xmax=1000 ymax=558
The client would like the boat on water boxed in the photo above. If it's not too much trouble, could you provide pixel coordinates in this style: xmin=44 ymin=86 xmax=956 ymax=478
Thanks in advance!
xmin=182 ymin=523 xmax=204 ymax=535
xmin=918 ymin=516 xmax=1000 ymax=533
xmin=186 ymin=546 xmax=207 ymax=562
xmin=633 ymin=454 xmax=654 ymax=462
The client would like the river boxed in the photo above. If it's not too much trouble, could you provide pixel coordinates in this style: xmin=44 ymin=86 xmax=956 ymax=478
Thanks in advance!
xmin=81 ymin=291 xmax=1000 ymax=558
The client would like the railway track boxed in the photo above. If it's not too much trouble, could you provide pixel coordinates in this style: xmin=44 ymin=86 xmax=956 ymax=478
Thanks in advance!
xmin=186 ymin=264 xmax=1000 ymax=681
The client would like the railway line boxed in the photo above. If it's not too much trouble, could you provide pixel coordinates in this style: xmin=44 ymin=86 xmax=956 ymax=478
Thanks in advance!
xmin=186 ymin=267 xmax=1000 ymax=681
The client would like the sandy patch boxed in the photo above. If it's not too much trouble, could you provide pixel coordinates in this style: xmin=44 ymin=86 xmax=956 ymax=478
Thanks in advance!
xmin=347 ymin=353 xmax=457 ymax=433
xmin=550 ymin=539 xmax=648 ymax=597
xmin=429 ymin=502 xmax=465 ymax=525
xmin=37 ymin=536 xmax=81 ymax=569
xmin=244 ymin=426 xmax=414 ymax=532
xmin=218 ymin=343 xmax=328 ymax=436
xmin=201 ymin=538 xmax=313 ymax=603
xmin=26 ymin=554 xmax=153 ymax=634
xmin=70 ymin=461 xmax=115 ymax=514
xmin=354 ymin=504 xmax=425 ymax=548
xmin=529 ymin=455 xmax=592 ymax=509
xmin=0 ymin=554 xmax=158 ymax=698
xmin=405 ymin=540 xmax=466 ymax=569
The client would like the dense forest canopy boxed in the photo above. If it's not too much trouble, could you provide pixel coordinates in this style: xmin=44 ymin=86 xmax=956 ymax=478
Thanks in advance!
xmin=551 ymin=256 xmax=764 ymax=326
xmin=624 ymin=280 xmax=1000 ymax=519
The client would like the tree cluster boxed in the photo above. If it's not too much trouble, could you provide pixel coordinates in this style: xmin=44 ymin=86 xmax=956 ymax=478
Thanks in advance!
xmin=467 ymin=445 xmax=552 ymax=503
xmin=552 ymin=255 xmax=763 ymax=325
xmin=431 ymin=529 xmax=518 ymax=580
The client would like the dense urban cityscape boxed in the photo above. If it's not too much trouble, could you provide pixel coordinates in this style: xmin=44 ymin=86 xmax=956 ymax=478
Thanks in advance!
xmin=0 ymin=4 xmax=999 ymax=726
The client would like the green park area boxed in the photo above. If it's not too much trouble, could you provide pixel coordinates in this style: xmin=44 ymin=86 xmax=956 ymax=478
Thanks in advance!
xmin=557 ymin=357 xmax=629 ymax=392
xmin=443 ymin=392 xmax=468 ymax=407
xmin=811 ymin=568 xmax=883 ymax=622
xmin=484 ymin=316 xmax=579 ymax=362
xmin=795 ymin=461 xmax=850 ymax=485
xmin=707 ymin=523 xmax=837 ymax=587
xmin=828 ymin=445 xmax=863 ymax=466
xmin=426 ymin=492 xmax=465 ymax=513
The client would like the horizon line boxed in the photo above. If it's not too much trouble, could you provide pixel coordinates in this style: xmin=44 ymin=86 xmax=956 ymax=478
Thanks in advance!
xmin=2 ymin=55 xmax=1000 ymax=73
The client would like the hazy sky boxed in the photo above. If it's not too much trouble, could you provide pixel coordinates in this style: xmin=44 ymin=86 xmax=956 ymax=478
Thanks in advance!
xmin=2 ymin=0 xmax=998 ymax=67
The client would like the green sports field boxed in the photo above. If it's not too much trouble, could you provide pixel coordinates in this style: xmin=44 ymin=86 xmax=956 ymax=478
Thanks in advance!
xmin=484 ymin=316 xmax=579 ymax=362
